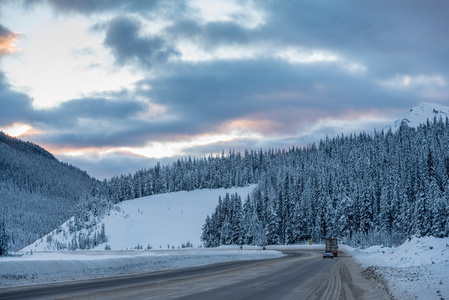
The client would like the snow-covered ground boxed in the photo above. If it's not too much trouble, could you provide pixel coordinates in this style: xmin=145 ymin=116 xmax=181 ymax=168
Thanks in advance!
xmin=4 ymin=238 xmax=448 ymax=298
xmin=0 ymin=247 xmax=282 ymax=287
xmin=100 ymin=186 xmax=256 ymax=250
xmin=347 ymin=236 xmax=449 ymax=300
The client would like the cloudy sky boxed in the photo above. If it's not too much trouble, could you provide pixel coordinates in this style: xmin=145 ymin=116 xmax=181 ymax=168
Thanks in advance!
xmin=1 ymin=0 xmax=448 ymax=179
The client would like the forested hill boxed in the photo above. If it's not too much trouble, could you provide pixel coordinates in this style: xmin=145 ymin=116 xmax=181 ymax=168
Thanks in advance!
xmin=201 ymin=118 xmax=449 ymax=248
xmin=0 ymin=132 xmax=55 ymax=160
xmin=0 ymin=132 xmax=96 ymax=251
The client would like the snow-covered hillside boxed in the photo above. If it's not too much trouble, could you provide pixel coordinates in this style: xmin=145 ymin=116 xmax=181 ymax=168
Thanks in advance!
xmin=385 ymin=102 xmax=449 ymax=131
xmin=23 ymin=185 xmax=256 ymax=252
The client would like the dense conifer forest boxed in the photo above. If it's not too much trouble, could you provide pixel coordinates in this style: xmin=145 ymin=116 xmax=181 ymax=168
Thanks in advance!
xmin=201 ymin=119 xmax=449 ymax=247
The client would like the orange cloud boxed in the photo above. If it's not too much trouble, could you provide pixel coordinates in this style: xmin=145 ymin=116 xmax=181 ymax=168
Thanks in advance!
xmin=225 ymin=118 xmax=281 ymax=134
xmin=42 ymin=145 xmax=108 ymax=156
xmin=223 ymin=107 xmax=392 ymax=139
xmin=224 ymin=107 xmax=323 ymax=136
xmin=0 ymin=30 xmax=19 ymax=57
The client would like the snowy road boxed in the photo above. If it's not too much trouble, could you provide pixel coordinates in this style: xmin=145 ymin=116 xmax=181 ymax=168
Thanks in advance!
xmin=0 ymin=249 xmax=389 ymax=299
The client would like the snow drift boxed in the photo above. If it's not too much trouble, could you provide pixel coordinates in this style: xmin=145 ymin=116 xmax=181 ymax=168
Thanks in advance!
xmin=348 ymin=236 xmax=449 ymax=300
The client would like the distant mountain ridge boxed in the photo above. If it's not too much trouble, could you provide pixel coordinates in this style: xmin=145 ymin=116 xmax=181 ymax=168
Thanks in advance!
xmin=384 ymin=102 xmax=449 ymax=131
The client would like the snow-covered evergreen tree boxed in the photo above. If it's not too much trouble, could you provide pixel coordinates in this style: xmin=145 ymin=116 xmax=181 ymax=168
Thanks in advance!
xmin=0 ymin=219 xmax=9 ymax=256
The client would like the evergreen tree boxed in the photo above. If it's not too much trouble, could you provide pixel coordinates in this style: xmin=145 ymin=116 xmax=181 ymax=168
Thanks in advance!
xmin=414 ymin=173 xmax=432 ymax=237
xmin=359 ymin=186 xmax=374 ymax=236
xmin=201 ymin=215 xmax=213 ymax=247
xmin=431 ymin=198 xmax=447 ymax=237
xmin=0 ymin=219 xmax=9 ymax=256
xmin=230 ymin=194 xmax=244 ymax=245
xmin=265 ymin=208 xmax=279 ymax=245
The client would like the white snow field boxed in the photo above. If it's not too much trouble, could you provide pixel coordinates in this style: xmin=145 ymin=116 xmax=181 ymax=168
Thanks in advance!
xmin=23 ymin=185 xmax=257 ymax=252
xmin=347 ymin=236 xmax=449 ymax=300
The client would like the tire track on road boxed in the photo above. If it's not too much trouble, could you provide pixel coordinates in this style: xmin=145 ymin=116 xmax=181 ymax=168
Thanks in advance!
xmin=306 ymin=256 xmax=366 ymax=300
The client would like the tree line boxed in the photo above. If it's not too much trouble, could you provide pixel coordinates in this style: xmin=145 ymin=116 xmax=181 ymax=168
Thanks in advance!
xmin=201 ymin=118 xmax=449 ymax=247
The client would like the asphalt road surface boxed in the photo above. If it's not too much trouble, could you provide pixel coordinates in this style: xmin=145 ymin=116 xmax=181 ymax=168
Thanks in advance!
xmin=0 ymin=249 xmax=389 ymax=300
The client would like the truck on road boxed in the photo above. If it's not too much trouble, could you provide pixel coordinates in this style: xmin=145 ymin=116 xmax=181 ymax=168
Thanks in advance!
xmin=323 ymin=238 xmax=338 ymax=259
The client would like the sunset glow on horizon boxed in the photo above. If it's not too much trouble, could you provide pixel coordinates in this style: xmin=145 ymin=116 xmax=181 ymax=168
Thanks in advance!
xmin=1 ymin=0 xmax=448 ymax=179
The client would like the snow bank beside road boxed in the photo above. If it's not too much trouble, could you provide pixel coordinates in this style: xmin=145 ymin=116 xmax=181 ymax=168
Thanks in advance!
xmin=348 ymin=236 xmax=449 ymax=300
xmin=0 ymin=248 xmax=282 ymax=288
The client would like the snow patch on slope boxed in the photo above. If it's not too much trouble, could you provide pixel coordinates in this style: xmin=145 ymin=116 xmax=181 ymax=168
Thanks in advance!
xmin=23 ymin=185 xmax=257 ymax=252
xmin=385 ymin=102 xmax=449 ymax=132
xmin=349 ymin=236 xmax=449 ymax=300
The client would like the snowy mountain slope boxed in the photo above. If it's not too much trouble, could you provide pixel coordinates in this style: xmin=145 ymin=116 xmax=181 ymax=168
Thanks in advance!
xmin=384 ymin=102 xmax=449 ymax=131
xmin=23 ymin=185 xmax=257 ymax=252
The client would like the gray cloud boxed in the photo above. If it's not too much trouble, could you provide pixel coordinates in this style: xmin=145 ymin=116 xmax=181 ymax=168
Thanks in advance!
xmin=166 ymin=19 xmax=252 ymax=49
xmin=21 ymin=0 xmax=179 ymax=16
xmin=0 ymin=72 xmax=35 ymax=126
xmin=162 ymin=1 xmax=449 ymax=82
xmin=31 ymin=96 xmax=155 ymax=147
xmin=56 ymin=151 xmax=161 ymax=180
xmin=103 ymin=16 xmax=179 ymax=68
xmin=0 ymin=23 xmax=35 ymax=124
xmin=46 ymin=96 xmax=145 ymax=124
xmin=0 ymin=23 xmax=13 ymax=38
xmin=139 ymin=58 xmax=408 ymax=135
xmin=259 ymin=0 xmax=449 ymax=78
xmin=46 ymin=0 xmax=158 ymax=14
xmin=0 ymin=71 xmax=155 ymax=148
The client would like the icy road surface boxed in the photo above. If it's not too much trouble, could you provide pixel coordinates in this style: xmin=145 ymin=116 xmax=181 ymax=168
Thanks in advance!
xmin=0 ymin=248 xmax=388 ymax=300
